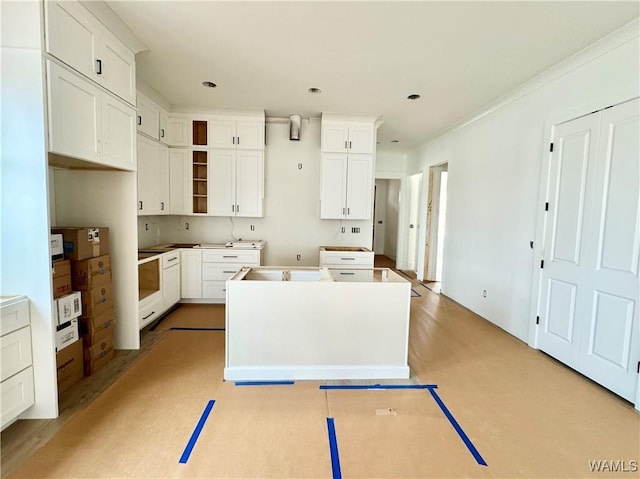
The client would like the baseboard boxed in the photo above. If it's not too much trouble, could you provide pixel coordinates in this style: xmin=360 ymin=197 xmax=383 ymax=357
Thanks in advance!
xmin=224 ymin=365 xmax=411 ymax=381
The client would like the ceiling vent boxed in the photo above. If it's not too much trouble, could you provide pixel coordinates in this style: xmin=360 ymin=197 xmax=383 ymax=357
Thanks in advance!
xmin=289 ymin=114 xmax=301 ymax=141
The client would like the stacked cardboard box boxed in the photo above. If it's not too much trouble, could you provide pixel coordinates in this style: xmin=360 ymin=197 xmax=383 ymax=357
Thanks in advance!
xmin=53 ymin=227 xmax=116 ymax=376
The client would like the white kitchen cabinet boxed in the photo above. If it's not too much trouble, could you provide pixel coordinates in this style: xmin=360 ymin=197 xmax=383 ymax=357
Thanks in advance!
xmin=209 ymin=149 xmax=264 ymax=217
xmin=201 ymin=249 xmax=261 ymax=301
xmin=159 ymin=109 xmax=169 ymax=145
xmin=209 ymin=118 xmax=264 ymax=149
xmin=320 ymin=153 xmax=373 ymax=220
xmin=181 ymin=249 xmax=202 ymax=299
xmin=45 ymin=0 xmax=135 ymax=105
xmin=137 ymin=135 xmax=169 ymax=215
xmin=47 ymin=61 xmax=136 ymax=170
xmin=136 ymin=92 xmax=160 ymax=140
xmin=167 ymin=118 xmax=191 ymax=147
xmin=162 ymin=252 xmax=181 ymax=308
xmin=169 ymin=149 xmax=191 ymax=215
xmin=321 ymin=122 xmax=374 ymax=154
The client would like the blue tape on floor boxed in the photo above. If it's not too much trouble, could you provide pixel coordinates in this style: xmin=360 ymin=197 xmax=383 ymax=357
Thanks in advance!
xmin=169 ymin=327 xmax=225 ymax=331
xmin=427 ymin=388 xmax=487 ymax=466
xmin=234 ymin=381 xmax=295 ymax=386
xmin=179 ymin=399 xmax=215 ymax=464
xmin=326 ymin=417 xmax=342 ymax=479
xmin=320 ymin=384 xmax=437 ymax=390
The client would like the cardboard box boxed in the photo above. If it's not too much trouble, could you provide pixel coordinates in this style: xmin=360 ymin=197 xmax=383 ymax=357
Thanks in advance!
xmin=80 ymin=308 xmax=116 ymax=337
xmin=56 ymin=319 xmax=79 ymax=351
xmin=52 ymin=227 xmax=109 ymax=261
xmin=84 ymin=334 xmax=115 ymax=376
xmin=52 ymin=259 xmax=72 ymax=299
xmin=56 ymin=339 xmax=83 ymax=393
xmin=82 ymin=320 xmax=116 ymax=347
xmin=71 ymin=255 xmax=112 ymax=290
xmin=56 ymin=291 xmax=82 ymax=324
xmin=51 ymin=233 xmax=64 ymax=258
xmin=81 ymin=283 xmax=113 ymax=317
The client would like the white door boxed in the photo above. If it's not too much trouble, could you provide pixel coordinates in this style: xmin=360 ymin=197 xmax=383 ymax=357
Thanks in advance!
xmin=407 ymin=173 xmax=422 ymax=271
xmin=136 ymin=94 xmax=159 ymax=140
xmin=169 ymin=149 xmax=190 ymax=215
xmin=97 ymin=33 xmax=136 ymax=105
xmin=348 ymin=126 xmax=374 ymax=154
xmin=538 ymin=99 xmax=639 ymax=402
xmin=157 ymin=145 xmax=170 ymax=214
xmin=209 ymin=149 xmax=236 ymax=216
xmin=373 ymin=180 xmax=388 ymax=255
xmin=322 ymin=124 xmax=349 ymax=153
xmin=167 ymin=118 xmax=190 ymax=147
xmin=209 ymin=119 xmax=236 ymax=148
xmin=236 ymin=120 xmax=264 ymax=149
xmin=320 ymin=153 xmax=348 ymax=219
xmin=181 ymin=250 xmax=202 ymax=299
xmin=136 ymin=135 xmax=160 ymax=215
xmin=346 ymin=154 xmax=373 ymax=220
xmin=159 ymin=110 xmax=168 ymax=145
xmin=162 ymin=265 xmax=181 ymax=308
xmin=235 ymin=150 xmax=264 ymax=217
xmin=47 ymin=61 xmax=101 ymax=163
xmin=101 ymin=94 xmax=136 ymax=170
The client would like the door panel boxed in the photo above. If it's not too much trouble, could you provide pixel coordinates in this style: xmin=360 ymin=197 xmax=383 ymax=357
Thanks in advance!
xmin=320 ymin=153 xmax=347 ymax=219
xmin=235 ymin=151 xmax=263 ymax=217
xmin=236 ymin=121 xmax=263 ymax=150
xmin=101 ymin=95 xmax=135 ymax=170
xmin=345 ymin=154 xmax=373 ymax=220
xmin=98 ymin=34 xmax=136 ymax=105
xmin=545 ymin=279 xmax=578 ymax=343
xmin=588 ymin=291 xmax=634 ymax=368
xmin=209 ymin=150 xmax=235 ymax=216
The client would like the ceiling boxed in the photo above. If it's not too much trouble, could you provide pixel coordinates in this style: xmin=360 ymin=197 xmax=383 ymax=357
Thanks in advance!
xmin=106 ymin=1 xmax=639 ymax=153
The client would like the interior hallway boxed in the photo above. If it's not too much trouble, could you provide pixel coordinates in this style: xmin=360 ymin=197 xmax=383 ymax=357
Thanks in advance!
xmin=1 ymin=263 xmax=638 ymax=478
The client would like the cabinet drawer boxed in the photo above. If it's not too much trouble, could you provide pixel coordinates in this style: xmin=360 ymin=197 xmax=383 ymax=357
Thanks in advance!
xmin=1 ymin=366 xmax=35 ymax=430
xmin=201 ymin=249 xmax=260 ymax=264
xmin=202 ymin=264 xmax=242 ymax=281
xmin=162 ymin=251 xmax=181 ymax=269
xmin=330 ymin=269 xmax=375 ymax=282
xmin=1 ymin=298 xmax=30 ymax=336
xmin=320 ymin=251 xmax=374 ymax=267
xmin=1 ymin=327 xmax=32 ymax=382
xmin=138 ymin=294 xmax=163 ymax=330
xmin=202 ymin=281 xmax=227 ymax=299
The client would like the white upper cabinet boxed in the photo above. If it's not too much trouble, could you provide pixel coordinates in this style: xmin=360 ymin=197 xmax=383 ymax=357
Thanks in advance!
xmin=169 ymin=149 xmax=190 ymax=215
xmin=166 ymin=118 xmax=191 ymax=147
xmin=45 ymin=0 xmax=135 ymax=105
xmin=209 ymin=149 xmax=264 ymax=217
xmin=137 ymin=135 xmax=169 ymax=215
xmin=321 ymin=122 xmax=374 ymax=154
xmin=102 ymin=94 xmax=136 ymax=171
xmin=136 ymin=92 xmax=161 ymax=140
xmin=159 ymin=109 xmax=169 ymax=145
xmin=209 ymin=118 xmax=264 ymax=149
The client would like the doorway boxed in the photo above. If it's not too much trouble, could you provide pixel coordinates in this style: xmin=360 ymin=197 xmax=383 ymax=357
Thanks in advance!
xmin=424 ymin=163 xmax=448 ymax=287
xmin=372 ymin=178 xmax=401 ymax=263
xmin=407 ymin=173 xmax=423 ymax=273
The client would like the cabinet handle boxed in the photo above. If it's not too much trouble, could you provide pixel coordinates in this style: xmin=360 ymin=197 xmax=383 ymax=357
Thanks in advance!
xmin=161 ymin=128 xmax=165 ymax=138
xmin=223 ymin=270 xmax=235 ymax=274
xmin=139 ymin=201 xmax=143 ymax=210
xmin=237 ymin=136 xmax=240 ymax=145
xmin=341 ymin=257 xmax=356 ymax=261
xmin=137 ymin=116 xmax=142 ymax=126
xmin=349 ymin=141 xmax=352 ymax=149
xmin=232 ymin=136 xmax=235 ymax=145
xmin=223 ymin=255 xmax=238 ymax=259
xmin=340 ymin=272 xmax=355 ymax=275
xmin=344 ymin=140 xmax=348 ymax=149
xmin=232 ymin=204 xmax=235 ymax=213
xmin=236 ymin=204 xmax=239 ymax=213
xmin=142 ymin=311 xmax=155 ymax=320
xmin=161 ymin=202 xmax=165 ymax=210
xmin=96 ymin=59 xmax=102 ymax=75
xmin=347 ymin=207 xmax=350 ymax=215
xmin=342 ymin=207 xmax=345 ymax=215
xmin=168 ymin=257 xmax=178 ymax=262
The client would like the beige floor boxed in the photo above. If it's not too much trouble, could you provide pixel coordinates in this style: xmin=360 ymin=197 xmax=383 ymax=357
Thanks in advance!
xmin=2 ymin=260 xmax=639 ymax=478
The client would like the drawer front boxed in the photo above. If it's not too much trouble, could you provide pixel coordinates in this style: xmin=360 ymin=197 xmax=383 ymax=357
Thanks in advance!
xmin=202 ymin=264 xmax=242 ymax=281
xmin=138 ymin=295 xmax=163 ymax=330
xmin=1 ymin=366 xmax=35 ymax=430
xmin=201 ymin=249 xmax=260 ymax=264
xmin=0 ymin=298 xmax=30 ymax=336
xmin=162 ymin=251 xmax=181 ymax=269
xmin=0 ymin=327 xmax=32 ymax=382
xmin=330 ymin=269 xmax=375 ymax=282
xmin=320 ymin=251 xmax=374 ymax=267
xmin=202 ymin=281 xmax=227 ymax=299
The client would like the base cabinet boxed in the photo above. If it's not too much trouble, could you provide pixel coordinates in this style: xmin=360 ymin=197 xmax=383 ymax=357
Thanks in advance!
xmin=181 ymin=250 xmax=202 ymax=299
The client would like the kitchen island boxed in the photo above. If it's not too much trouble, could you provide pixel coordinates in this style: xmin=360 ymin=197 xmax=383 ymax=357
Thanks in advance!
xmin=224 ymin=267 xmax=411 ymax=380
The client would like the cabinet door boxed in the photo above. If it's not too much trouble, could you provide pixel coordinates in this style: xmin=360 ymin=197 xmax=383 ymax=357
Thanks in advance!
xmin=236 ymin=120 xmax=264 ymax=149
xmin=159 ymin=110 xmax=168 ymax=144
xmin=169 ymin=149 xmax=190 ymax=215
xmin=97 ymin=32 xmax=136 ymax=106
xmin=167 ymin=118 xmax=191 ymax=147
xmin=158 ymin=145 xmax=170 ymax=214
xmin=101 ymin=94 xmax=136 ymax=170
xmin=346 ymin=154 xmax=374 ymax=219
xmin=47 ymin=61 xmax=101 ymax=163
xmin=209 ymin=150 xmax=236 ymax=216
xmin=181 ymin=250 xmax=202 ymax=298
xmin=348 ymin=125 xmax=374 ymax=154
xmin=45 ymin=1 xmax=98 ymax=83
xmin=136 ymin=94 xmax=160 ymax=140
xmin=136 ymin=135 xmax=160 ymax=215
xmin=235 ymin=150 xmax=264 ymax=217
xmin=320 ymin=153 xmax=348 ymax=219
xmin=322 ymin=124 xmax=349 ymax=153
xmin=209 ymin=119 xmax=236 ymax=148
xmin=162 ymin=264 xmax=181 ymax=308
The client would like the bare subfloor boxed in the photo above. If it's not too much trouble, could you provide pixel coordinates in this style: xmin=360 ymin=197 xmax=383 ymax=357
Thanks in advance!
xmin=2 ymin=257 xmax=638 ymax=478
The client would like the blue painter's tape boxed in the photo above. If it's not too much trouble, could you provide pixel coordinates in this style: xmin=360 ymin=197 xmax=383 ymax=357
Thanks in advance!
xmin=169 ymin=327 xmax=225 ymax=331
xmin=320 ymin=384 xmax=437 ymax=390
xmin=179 ymin=399 xmax=215 ymax=464
xmin=427 ymin=388 xmax=487 ymax=466
xmin=326 ymin=417 xmax=342 ymax=479
xmin=234 ymin=381 xmax=295 ymax=386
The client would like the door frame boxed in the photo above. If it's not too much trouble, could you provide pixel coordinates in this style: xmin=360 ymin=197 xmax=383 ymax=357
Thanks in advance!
xmin=374 ymin=171 xmax=408 ymax=269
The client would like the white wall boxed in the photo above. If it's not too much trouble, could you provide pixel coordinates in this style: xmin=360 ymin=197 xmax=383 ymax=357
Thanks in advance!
xmin=406 ymin=20 xmax=640 ymax=342
xmin=138 ymin=119 xmax=374 ymax=265
xmin=1 ymin=0 xmax=59 ymax=419
xmin=385 ymin=180 xmax=401 ymax=260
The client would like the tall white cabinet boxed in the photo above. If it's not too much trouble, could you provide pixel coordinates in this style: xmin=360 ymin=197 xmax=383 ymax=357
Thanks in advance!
xmin=320 ymin=116 xmax=376 ymax=220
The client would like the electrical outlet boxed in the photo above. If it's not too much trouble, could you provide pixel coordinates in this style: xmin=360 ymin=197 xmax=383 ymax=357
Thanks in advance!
xmin=145 ymin=223 xmax=149 ymax=231
xmin=351 ymin=227 xmax=360 ymax=233
xmin=185 ymin=222 xmax=190 ymax=230
xmin=298 ymin=163 xmax=303 ymax=170
xmin=296 ymin=254 xmax=301 ymax=261
xmin=482 ymin=289 xmax=487 ymax=298
xmin=250 ymin=225 xmax=255 ymax=231
xmin=341 ymin=227 xmax=345 ymax=233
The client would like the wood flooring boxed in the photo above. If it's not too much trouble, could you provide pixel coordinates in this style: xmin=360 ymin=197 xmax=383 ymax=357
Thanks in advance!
xmin=1 ymin=257 xmax=638 ymax=478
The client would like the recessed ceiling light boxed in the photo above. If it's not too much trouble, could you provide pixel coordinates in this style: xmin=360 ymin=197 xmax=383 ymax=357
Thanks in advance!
xmin=407 ymin=94 xmax=421 ymax=100
xmin=308 ymin=87 xmax=322 ymax=94
xmin=202 ymin=81 xmax=217 ymax=88
xmin=391 ymin=140 xmax=399 ymax=143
